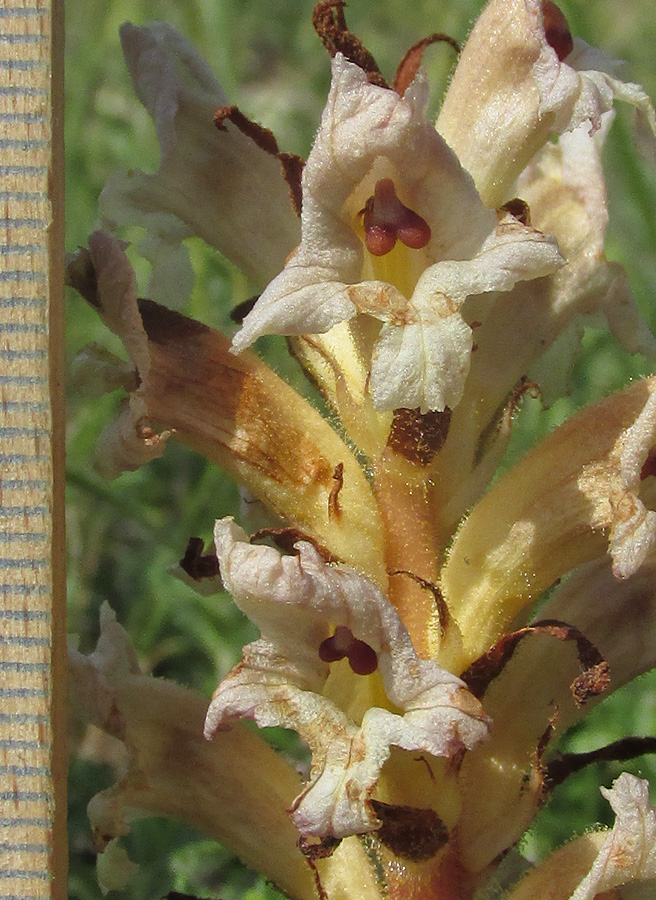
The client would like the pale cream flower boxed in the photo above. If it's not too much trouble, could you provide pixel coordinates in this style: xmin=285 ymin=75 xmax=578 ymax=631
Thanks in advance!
xmin=206 ymin=518 xmax=489 ymax=840
xmin=233 ymin=54 xmax=563 ymax=413
xmin=505 ymin=773 xmax=656 ymax=899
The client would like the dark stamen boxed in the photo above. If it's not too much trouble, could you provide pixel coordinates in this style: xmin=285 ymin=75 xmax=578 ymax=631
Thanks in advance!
xmin=546 ymin=735 xmax=656 ymax=789
xmin=318 ymin=625 xmax=378 ymax=675
xmin=361 ymin=179 xmax=431 ymax=257
xmin=347 ymin=639 xmax=379 ymax=675
xmin=230 ymin=295 xmax=259 ymax=324
xmin=641 ymin=448 xmax=656 ymax=480
xmin=328 ymin=462 xmax=344 ymax=521
xmin=542 ymin=1 xmax=574 ymax=62
xmin=500 ymin=198 xmax=532 ymax=226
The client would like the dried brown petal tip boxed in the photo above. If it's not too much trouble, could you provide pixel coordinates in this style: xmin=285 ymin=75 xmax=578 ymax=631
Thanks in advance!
xmin=474 ymin=376 xmax=540 ymax=465
xmin=66 ymin=246 xmax=99 ymax=308
xmin=362 ymin=179 xmax=431 ymax=256
xmin=542 ymin=1 xmax=574 ymax=62
xmin=393 ymin=33 xmax=460 ymax=97
xmin=249 ymin=527 xmax=337 ymax=562
xmin=370 ymin=801 xmax=449 ymax=861
xmin=298 ymin=834 xmax=341 ymax=861
xmin=571 ymin=660 xmax=610 ymax=707
xmin=312 ymin=1 xmax=388 ymax=88
xmin=387 ymin=406 xmax=451 ymax=465
xmin=389 ymin=570 xmax=450 ymax=637
xmin=461 ymin=619 xmax=610 ymax=705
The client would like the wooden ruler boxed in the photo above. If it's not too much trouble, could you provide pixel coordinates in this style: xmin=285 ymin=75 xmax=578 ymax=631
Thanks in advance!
xmin=0 ymin=1 xmax=65 ymax=899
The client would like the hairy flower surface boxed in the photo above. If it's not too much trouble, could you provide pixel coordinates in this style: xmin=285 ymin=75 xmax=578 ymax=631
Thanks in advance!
xmin=206 ymin=518 xmax=489 ymax=839
xmin=67 ymin=1 xmax=656 ymax=899
xmin=232 ymin=54 xmax=562 ymax=413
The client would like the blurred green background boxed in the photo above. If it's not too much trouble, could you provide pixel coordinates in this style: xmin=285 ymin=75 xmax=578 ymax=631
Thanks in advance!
xmin=66 ymin=1 xmax=656 ymax=897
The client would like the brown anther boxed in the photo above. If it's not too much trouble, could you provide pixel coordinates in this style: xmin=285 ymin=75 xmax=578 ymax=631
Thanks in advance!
xmin=318 ymin=625 xmax=378 ymax=675
xmin=393 ymin=33 xmax=460 ymax=98
xmin=318 ymin=624 xmax=352 ymax=662
xmin=312 ymin=1 xmax=388 ymax=88
xmin=361 ymin=179 xmax=431 ymax=257
xmin=347 ymin=639 xmax=379 ymax=675
xmin=542 ymin=1 xmax=574 ymax=62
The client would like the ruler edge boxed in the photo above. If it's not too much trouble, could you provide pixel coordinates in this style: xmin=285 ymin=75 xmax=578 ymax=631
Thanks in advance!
xmin=49 ymin=0 xmax=67 ymax=896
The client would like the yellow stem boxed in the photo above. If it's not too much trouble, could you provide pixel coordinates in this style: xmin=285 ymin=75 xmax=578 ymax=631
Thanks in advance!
xmin=373 ymin=447 xmax=444 ymax=659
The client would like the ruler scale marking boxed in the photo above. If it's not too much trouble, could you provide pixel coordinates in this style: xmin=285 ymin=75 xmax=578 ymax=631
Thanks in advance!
xmin=0 ymin=1 xmax=65 ymax=899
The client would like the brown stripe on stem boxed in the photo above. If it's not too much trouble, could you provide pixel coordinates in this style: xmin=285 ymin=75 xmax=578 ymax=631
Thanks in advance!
xmin=374 ymin=447 xmax=444 ymax=658
xmin=136 ymin=299 xmax=385 ymax=581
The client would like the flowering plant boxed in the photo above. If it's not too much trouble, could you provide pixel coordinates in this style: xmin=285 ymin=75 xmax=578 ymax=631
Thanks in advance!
xmin=67 ymin=1 xmax=656 ymax=898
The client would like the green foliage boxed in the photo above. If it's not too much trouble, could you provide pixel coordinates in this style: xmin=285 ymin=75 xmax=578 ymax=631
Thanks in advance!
xmin=66 ymin=0 xmax=656 ymax=897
